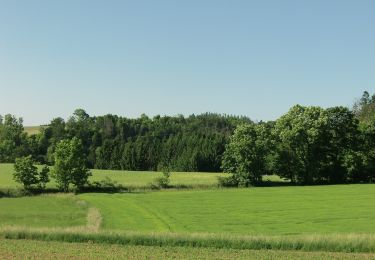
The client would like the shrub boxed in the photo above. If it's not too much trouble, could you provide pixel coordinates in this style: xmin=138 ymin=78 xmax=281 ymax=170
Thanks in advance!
xmin=89 ymin=177 xmax=126 ymax=193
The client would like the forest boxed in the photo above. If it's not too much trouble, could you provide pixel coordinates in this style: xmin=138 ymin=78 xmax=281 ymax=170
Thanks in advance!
xmin=1 ymin=91 xmax=375 ymax=185
xmin=0 ymin=111 xmax=250 ymax=172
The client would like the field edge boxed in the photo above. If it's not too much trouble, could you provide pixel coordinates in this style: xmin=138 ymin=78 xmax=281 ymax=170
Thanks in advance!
xmin=1 ymin=228 xmax=375 ymax=253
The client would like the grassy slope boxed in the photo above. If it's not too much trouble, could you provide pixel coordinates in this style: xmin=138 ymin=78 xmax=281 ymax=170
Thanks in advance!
xmin=80 ymin=185 xmax=375 ymax=235
xmin=0 ymin=195 xmax=87 ymax=228
xmin=2 ymin=239 xmax=375 ymax=260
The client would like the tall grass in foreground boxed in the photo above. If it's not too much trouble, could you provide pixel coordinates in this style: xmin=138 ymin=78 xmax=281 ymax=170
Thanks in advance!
xmin=1 ymin=228 xmax=375 ymax=253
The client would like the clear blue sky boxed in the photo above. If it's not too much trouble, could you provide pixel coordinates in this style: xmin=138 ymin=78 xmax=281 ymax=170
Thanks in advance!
xmin=0 ymin=0 xmax=374 ymax=125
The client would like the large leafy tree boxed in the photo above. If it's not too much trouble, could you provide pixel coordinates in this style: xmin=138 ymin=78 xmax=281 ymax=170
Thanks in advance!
xmin=222 ymin=123 xmax=272 ymax=186
xmin=53 ymin=137 xmax=91 ymax=192
xmin=319 ymin=107 xmax=359 ymax=183
xmin=273 ymin=105 xmax=327 ymax=184
xmin=273 ymin=105 xmax=359 ymax=184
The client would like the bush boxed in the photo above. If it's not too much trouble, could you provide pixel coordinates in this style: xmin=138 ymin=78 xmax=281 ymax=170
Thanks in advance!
xmin=153 ymin=170 xmax=171 ymax=189
xmin=89 ymin=177 xmax=126 ymax=193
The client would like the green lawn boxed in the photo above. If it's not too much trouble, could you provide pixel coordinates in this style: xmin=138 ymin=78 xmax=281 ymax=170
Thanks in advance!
xmin=1 ymin=239 xmax=374 ymax=260
xmin=0 ymin=195 xmax=87 ymax=228
xmin=80 ymin=184 xmax=375 ymax=235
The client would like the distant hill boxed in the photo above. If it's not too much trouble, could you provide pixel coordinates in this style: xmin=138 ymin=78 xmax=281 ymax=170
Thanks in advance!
xmin=24 ymin=126 xmax=41 ymax=136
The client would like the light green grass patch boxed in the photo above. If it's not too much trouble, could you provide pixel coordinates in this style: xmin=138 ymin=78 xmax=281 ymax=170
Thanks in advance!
xmin=90 ymin=169 xmax=225 ymax=189
xmin=0 ymin=163 xmax=283 ymax=191
xmin=0 ymin=164 xmax=21 ymax=189
xmin=0 ymin=194 xmax=87 ymax=228
xmin=0 ymin=163 xmax=225 ymax=190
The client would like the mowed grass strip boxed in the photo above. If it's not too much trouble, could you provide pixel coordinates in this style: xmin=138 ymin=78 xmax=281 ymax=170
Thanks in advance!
xmin=80 ymin=185 xmax=375 ymax=235
xmin=1 ymin=239 xmax=374 ymax=260
xmin=0 ymin=195 xmax=87 ymax=228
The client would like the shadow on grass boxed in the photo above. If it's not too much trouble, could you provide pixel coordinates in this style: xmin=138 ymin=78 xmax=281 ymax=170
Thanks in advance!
xmin=256 ymin=181 xmax=296 ymax=187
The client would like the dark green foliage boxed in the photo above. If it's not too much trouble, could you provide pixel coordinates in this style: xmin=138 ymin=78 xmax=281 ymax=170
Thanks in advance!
xmin=272 ymin=105 xmax=360 ymax=184
xmin=53 ymin=138 xmax=91 ymax=192
xmin=0 ymin=110 xmax=249 ymax=173
xmin=39 ymin=110 xmax=249 ymax=172
xmin=222 ymin=93 xmax=375 ymax=185
xmin=13 ymin=156 xmax=50 ymax=190
xmin=352 ymin=91 xmax=375 ymax=183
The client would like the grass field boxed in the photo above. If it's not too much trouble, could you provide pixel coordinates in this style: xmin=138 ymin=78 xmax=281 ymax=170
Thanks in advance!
xmin=79 ymin=185 xmax=375 ymax=235
xmin=1 ymin=163 xmax=375 ymax=256
xmin=2 ymin=239 xmax=374 ymax=259
xmin=2 ymin=181 xmax=374 ymax=236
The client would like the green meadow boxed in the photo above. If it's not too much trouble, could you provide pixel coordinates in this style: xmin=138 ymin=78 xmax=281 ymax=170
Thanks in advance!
xmin=2 ymin=163 xmax=375 ymax=256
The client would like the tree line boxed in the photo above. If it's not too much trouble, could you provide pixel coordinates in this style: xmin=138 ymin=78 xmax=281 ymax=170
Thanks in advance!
xmin=0 ymin=112 xmax=250 ymax=172
xmin=1 ymin=91 xmax=375 ymax=187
